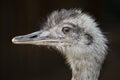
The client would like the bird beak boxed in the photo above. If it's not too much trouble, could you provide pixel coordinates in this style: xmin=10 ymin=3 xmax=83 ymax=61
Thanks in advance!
xmin=12 ymin=29 xmax=59 ymax=45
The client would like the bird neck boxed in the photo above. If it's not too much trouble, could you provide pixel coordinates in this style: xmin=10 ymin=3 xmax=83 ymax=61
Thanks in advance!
xmin=66 ymin=53 xmax=102 ymax=80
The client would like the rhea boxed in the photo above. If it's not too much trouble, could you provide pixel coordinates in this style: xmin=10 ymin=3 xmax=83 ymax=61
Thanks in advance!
xmin=12 ymin=9 xmax=108 ymax=80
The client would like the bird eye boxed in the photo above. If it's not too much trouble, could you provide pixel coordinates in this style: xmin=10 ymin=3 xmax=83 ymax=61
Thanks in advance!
xmin=62 ymin=27 xmax=72 ymax=34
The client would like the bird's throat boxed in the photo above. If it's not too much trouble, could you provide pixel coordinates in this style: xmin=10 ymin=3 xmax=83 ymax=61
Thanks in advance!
xmin=66 ymin=54 xmax=101 ymax=80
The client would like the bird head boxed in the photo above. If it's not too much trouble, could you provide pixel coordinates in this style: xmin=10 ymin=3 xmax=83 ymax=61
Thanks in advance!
xmin=12 ymin=9 xmax=107 ymax=56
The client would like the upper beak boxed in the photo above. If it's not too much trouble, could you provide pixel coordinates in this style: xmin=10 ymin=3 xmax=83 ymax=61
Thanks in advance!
xmin=12 ymin=30 xmax=58 ymax=45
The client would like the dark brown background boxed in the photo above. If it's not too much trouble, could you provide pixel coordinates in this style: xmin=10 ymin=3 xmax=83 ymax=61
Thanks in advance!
xmin=1 ymin=0 xmax=120 ymax=80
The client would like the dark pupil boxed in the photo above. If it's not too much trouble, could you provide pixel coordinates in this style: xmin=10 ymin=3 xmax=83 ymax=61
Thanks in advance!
xmin=62 ymin=27 xmax=71 ymax=33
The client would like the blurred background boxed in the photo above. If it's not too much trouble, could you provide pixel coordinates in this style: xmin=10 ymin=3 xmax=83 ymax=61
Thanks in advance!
xmin=1 ymin=0 xmax=120 ymax=80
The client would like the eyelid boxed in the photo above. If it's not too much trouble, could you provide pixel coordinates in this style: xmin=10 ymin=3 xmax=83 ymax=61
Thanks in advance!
xmin=63 ymin=24 xmax=73 ymax=28
xmin=62 ymin=22 xmax=77 ymax=28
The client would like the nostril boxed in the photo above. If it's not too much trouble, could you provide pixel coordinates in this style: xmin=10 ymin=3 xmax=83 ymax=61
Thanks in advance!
xmin=29 ymin=35 xmax=38 ymax=38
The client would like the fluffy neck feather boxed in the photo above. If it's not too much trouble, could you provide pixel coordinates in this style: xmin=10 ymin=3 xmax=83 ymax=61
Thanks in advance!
xmin=61 ymin=45 xmax=106 ymax=80
xmin=67 ymin=54 xmax=101 ymax=80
